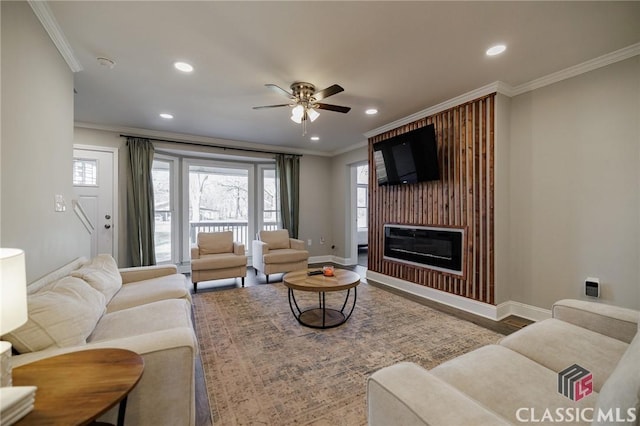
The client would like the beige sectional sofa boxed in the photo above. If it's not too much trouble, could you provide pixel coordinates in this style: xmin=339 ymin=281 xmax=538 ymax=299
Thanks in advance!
xmin=2 ymin=254 xmax=197 ymax=426
xmin=368 ymin=299 xmax=640 ymax=425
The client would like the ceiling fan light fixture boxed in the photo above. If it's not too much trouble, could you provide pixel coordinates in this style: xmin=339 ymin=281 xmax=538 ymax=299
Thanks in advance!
xmin=291 ymin=105 xmax=304 ymax=123
xmin=307 ymin=108 xmax=320 ymax=122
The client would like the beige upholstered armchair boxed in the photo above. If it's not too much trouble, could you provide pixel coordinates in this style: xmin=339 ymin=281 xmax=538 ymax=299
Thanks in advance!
xmin=190 ymin=231 xmax=247 ymax=292
xmin=252 ymin=229 xmax=309 ymax=283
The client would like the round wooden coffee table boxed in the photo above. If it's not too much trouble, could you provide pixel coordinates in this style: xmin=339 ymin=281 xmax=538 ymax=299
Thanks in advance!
xmin=283 ymin=269 xmax=360 ymax=329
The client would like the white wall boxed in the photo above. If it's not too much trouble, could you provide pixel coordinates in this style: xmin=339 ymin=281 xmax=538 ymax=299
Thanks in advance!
xmin=508 ymin=56 xmax=640 ymax=310
xmin=1 ymin=2 xmax=89 ymax=282
xmin=330 ymin=146 xmax=368 ymax=261
xmin=297 ymin=154 xmax=333 ymax=258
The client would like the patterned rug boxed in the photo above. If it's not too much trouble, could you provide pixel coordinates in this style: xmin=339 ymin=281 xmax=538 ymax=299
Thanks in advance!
xmin=193 ymin=281 xmax=503 ymax=425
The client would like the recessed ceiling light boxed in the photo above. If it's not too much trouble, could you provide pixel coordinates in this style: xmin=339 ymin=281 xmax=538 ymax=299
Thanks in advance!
xmin=159 ymin=113 xmax=174 ymax=119
xmin=174 ymin=61 xmax=194 ymax=73
xmin=310 ymin=136 xmax=320 ymax=141
xmin=365 ymin=108 xmax=378 ymax=115
xmin=486 ymin=44 xmax=506 ymax=56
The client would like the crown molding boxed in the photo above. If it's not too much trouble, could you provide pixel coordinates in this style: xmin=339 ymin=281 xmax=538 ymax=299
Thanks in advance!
xmin=364 ymin=42 xmax=640 ymax=140
xmin=331 ymin=139 xmax=368 ymax=157
xmin=74 ymin=122 xmax=334 ymax=157
xmin=364 ymin=81 xmax=509 ymax=139
xmin=28 ymin=1 xmax=83 ymax=72
xmin=510 ymin=42 xmax=640 ymax=96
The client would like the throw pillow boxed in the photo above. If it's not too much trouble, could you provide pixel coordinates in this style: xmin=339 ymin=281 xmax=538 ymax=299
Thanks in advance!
xmin=198 ymin=231 xmax=233 ymax=255
xmin=71 ymin=254 xmax=122 ymax=303
xmin=260 ymin=230 xmax=290 ymax=250
xmin=2 ymin=276 xmax=106 ymax=353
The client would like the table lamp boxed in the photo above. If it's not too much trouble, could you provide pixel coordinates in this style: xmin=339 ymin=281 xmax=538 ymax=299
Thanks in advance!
xmin=1 ymin=248 xmax=28 ymax=387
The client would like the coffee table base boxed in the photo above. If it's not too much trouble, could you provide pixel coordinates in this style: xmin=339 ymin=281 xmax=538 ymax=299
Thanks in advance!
xmin=288 ymin=287 xmax=357 ymax=329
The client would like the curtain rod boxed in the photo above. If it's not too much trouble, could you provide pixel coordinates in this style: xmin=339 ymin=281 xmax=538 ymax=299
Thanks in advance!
xmin=120 ymin=134 xmax=302 ymax=157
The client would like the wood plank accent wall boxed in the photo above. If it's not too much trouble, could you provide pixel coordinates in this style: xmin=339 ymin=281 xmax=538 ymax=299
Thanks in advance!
xmin=368 ymin=93 xmax=496 ymax=304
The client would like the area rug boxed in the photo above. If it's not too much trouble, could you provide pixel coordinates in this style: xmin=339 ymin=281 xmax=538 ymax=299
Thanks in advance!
xmin=193 ymin=281 xmax=503 ymax=425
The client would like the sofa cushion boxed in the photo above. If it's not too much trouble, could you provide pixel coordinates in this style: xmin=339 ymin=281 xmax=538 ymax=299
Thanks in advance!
xmin=499 ymin=318 xmax=628 ymax=392
xmin=106 ymin=273 xmax=190 ymax=313
xmin=368 ymin=362 xmax=512 ymax=426
xmin=431 ymin=345 xmax=598 ymax=424
xmin=89 ymin=299 xmax=192 ymax=343
xmin=260 ymin=230 xmax=290 ymax=250
xmin=263 ymin=248 xmax=309 ymax=264
xmin=191 ymin=253 xmax=247 ymax=270
xmin=593 ymin=332 xmax=640 ymax=426
xmin=70 ymin=254 xmax=122 ymax=303
xmin=3 ymin=276 xmax=105 ymax=353
xmin=198 ymin=231 xmax=233 ymax=255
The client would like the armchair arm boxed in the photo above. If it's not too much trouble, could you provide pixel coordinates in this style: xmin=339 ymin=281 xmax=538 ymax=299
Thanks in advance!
xmin=252 ymin=240 xmax=268 ymax=271
xmin=253 ymin=240 xmax=268 ymax=255
xmin=290 ymin=238 xmax=305 ymax=250
xmin=190 ymin=246 xmax=200 ymax=260
xmin=233 ymin=242 xmax=245 ymax=256
xmin=552 ymin=299 xmax=639 ymax=343
xmin=119 ymin=264 xmax=178 ymax=284
xmin=368 ymin=362 xmax=510 ymax=426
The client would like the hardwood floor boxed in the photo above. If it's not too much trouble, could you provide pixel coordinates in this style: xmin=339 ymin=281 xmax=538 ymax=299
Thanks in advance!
xmin=191 ymin=264 xmax=532 ymax=425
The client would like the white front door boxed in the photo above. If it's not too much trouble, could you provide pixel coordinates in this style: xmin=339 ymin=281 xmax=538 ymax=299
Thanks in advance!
xmin=73 ymin=147 xmax=117 ymax=258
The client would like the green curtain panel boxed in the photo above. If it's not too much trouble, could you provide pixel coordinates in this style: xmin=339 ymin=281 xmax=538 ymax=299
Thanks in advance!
xmin=275 ymin=154 xmax=300 ymax=239
xmin=126 ymin=137 xmax=156 ymax=266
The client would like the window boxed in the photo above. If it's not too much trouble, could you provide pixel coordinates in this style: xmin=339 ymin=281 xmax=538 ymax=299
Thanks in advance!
xmin=152 ymin=159 xmax=174 ymax=263
xmin=356 ymin=165 xmax=368 ymax=229
xmin=261 ymin=167 xmax=280 ymax=230
xmin=187 ymin=163 xmax=250 ymax=249
xmin=73 ymin=159 xmax=97 ymax=186
xmin=152 ymin=154 xmax=279 ymax=267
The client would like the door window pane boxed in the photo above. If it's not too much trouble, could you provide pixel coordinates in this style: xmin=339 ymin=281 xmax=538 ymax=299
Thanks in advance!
xmin=73 ymin=159 xmax=98 ymax=186
xmin=152 ymin=160 xmax=172 ymax=263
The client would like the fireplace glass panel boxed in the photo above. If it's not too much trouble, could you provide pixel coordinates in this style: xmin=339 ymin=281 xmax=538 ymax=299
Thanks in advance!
xmin=384 ymin=225 xmax=463 ymax=275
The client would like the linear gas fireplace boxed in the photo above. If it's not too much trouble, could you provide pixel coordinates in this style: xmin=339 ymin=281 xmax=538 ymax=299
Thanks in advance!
xmin=384 ymin=224 xmax=465 ymax=276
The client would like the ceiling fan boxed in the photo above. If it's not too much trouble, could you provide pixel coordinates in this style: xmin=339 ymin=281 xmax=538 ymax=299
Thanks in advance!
xmin=253 ymin=82 xmax=351 ymax=135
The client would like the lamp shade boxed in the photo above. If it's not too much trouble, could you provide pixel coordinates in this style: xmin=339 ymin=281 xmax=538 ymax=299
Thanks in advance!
xmin=0 ymin=248 xmax=27 ymax=335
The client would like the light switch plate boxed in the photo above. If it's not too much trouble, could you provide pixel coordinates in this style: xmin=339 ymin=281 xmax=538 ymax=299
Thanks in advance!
xmin=55 ymin=194 xmax=66 ymax=212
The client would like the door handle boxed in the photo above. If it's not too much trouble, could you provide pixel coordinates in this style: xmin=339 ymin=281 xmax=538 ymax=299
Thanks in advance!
xmin=104 ymin=224 xmax=111 ymax=229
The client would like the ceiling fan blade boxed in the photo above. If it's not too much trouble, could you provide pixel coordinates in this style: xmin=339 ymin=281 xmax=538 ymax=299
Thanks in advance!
xmin=314 ymin=103 xmax=351 ymax=113
xmin=313 ymin=84 xmax=344 ymax=101
xmin=252 ymin=104 xmax=291 ymax=110
xmin=265 ymin=84 xmax=293 ymax=98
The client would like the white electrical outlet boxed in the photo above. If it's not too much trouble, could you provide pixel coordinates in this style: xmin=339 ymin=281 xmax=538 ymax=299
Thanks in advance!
xmin=307 ymin=239 xmax=312 ymax=246
xmin=320 ymin=237 xmax=325 ymax=244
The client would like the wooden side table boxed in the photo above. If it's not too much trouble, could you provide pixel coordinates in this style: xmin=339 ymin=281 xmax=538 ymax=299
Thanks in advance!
xmin=12 ymin=348 xmax=144 ymax=426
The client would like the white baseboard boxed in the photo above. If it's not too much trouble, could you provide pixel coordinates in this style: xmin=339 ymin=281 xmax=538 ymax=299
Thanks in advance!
xmin=366 ymin=271 xmax=550 ymax=322
xmin=308 ymin=255 xmax=334 ymax=264
xmin=496 ymin=301 xmax=551 ymax=322
xmin=309 ymin=255 xmax=355 ymax=266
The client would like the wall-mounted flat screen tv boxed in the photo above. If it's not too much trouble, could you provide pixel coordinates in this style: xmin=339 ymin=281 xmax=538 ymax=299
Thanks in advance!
xmin=373 ymin=123 xmax=439 ymax=186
